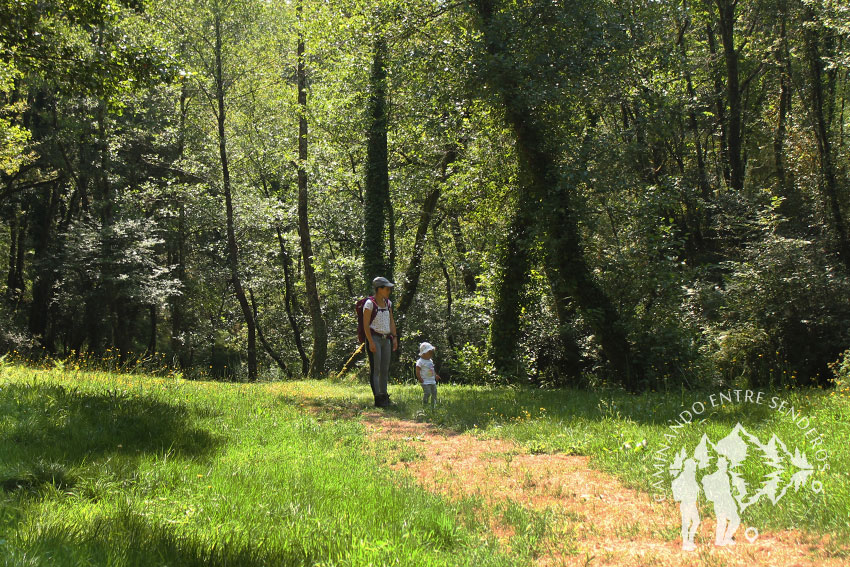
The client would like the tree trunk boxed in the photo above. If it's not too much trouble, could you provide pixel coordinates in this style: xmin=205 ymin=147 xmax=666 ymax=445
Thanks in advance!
xmin=488 ymin=201 xmax=534 ymax=376
xmin=386 ymin=187 xmax=396 ymax=282
xmin=14 ymin=207 xmax=25 ymax=297
xmin=541 ymin=119 xmax=598 ymax=380
xmin=249 ymin=289 xmax=289 ymax=376
xmin=297 ymin=6 xmax=327 ymax=378
xmin=773 ymin=0 xmax=797 ymax=218
xmin=434 ymin=233 xmax=456 ymax=351
xmin=215 ymin=11 xmax=257 ymax=380
xmin=84 ymin=286 xmax=103 ymax=354
xmin=6 ymin=199 xmax=18 ymax=299
xmin=95 ymin=25 xmax=113 ymax=226
xmin=837 ymin=62 xmax=847 ymax=150
xmin=803 ymin=7 xmax=850 ymax=270
xmin=28 ymin=180 xmax=60 ymax=352
xmin=626 ymin=102 xmax=657 ymax=184
xmin=714 ymin=0 xmax=744 ymax=192
xmin=396 ymin=146 xmax=457 ymax=328
xmin=94 ymin=41 xmax=120 ymax=357
xmin=472 ymin=0 xmax=643 ymax=389
xmin=543 ymin=262 xmax=582 ymax=380
xmin=542 ymin=183 xmax=639 ymax=390
xmin=838 ymin=59 xmax=847 ymax=150
xmin=170 ymin=200 xmax=187 ymax=365
xmin=676 ymin=5 xmax=711 ymax=252
xmin=448 ymin=213 xmax=478 ymax=292
xmin=148 ymin=305 xmax=157 ymax=355
xmin=363 ymin=36 xmax=391 ymax=287
xmin=396 ymin=188 xmax=439 ymax=321
xmin=276 ymin=226 xmax=310 ymax=376
xmin=171 ymin=79 xmax=189 ymax=366
xmin=706 ymin=24 xmax=732 ymax=189
xmin=96 ymin=99 xmax=112 ymax=224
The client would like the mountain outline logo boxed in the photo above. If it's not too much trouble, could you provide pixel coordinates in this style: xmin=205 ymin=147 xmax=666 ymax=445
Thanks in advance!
xmin=668 ymin=422 xmax=823 ymax=551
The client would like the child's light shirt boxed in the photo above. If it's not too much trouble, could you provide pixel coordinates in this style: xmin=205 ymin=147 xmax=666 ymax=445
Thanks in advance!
xmin=416 ymin=357 xmax=437 ymax=385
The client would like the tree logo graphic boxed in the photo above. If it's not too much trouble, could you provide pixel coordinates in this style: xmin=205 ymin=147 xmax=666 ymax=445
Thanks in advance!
xmin=668 ymin=422 xmax=823 ymax=551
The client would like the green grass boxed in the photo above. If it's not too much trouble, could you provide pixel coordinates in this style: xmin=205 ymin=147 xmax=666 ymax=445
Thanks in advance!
xmin=373 ymin=380 xmax=850 ymax=545
xmin=221 ymin=372 xmax=850 ymax=546
xmin=0 ymin=366 xmax=521 ymax=567
xmin=2 ymin=365 xmax=848 ymax=566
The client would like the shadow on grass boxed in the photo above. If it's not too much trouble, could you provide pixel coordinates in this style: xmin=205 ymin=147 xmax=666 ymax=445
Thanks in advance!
xmin=375 ymin=384 xmax=808 ymax=433
xmin=271 ymin=381 xmax=829 ymax=451
xmin=273 ymin=380 xmax=782 ymax=429
xmin=0 ymin=383 xmax=220 ymax=494
xmin=274 ymin=390 xmax=374 ymax=421
xmin=12 ymin=509 xmax=314 ymax=567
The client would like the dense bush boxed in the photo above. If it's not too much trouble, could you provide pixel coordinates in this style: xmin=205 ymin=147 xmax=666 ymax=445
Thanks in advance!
xmin=0 ymin=302 xmax=36 ymax=355
xmin=697 ymin=230 xmax=850 ymax=388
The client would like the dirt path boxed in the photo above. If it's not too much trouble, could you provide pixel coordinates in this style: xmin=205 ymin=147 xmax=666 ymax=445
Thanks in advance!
xmin=362 ymin=411 xmax=845 ymax=567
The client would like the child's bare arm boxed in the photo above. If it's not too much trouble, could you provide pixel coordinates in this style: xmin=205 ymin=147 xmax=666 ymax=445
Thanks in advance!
xmin=415 ymin=365 xmax=423 ymax=383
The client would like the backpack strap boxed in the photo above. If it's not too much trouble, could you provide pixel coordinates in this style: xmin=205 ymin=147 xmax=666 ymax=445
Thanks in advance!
xmin=366 ymin=296 xmax=393 ymax=339
xmin=367 ymin=296 xmax=378 ymax=323
xmin=369 ymin=297 xmax=391 ymax=312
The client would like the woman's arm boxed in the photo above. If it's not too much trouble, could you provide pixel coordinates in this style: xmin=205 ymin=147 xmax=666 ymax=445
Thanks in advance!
xmin=389 ymin=307 xmax=398 ymax=351
xmin=364 ymin=304 xmax=375 ymax=352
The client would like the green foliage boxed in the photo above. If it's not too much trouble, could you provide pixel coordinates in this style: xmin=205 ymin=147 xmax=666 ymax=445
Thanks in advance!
xmin=47 ymin=216 xmax=181 ymax=353
xmin=0 ymin=64 xmax=32 ymax=175
xmin=2 ymin=0 xmax=850 ymax=391
xmin=0 ymin=51 xmax=32 ymax=176
xmin=698 ymin=223 xmax=850 ymax=387
xmin=452 ymin=342 xmax=498 ymax=385
xmin=829 ymin=349 xmax=850 ymax=392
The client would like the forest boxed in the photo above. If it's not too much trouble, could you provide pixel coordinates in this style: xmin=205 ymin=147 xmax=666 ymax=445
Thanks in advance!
xmin=1 ymin=0 xmax=849 ymax=391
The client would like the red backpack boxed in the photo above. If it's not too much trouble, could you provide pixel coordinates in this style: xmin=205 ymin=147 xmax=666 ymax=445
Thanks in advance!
xmin=355 ymin=296 xmax=391 ymax=343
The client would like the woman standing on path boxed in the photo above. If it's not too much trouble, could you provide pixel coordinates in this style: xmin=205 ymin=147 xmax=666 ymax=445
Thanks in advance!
xmin=363 ymin=276 xmax=398 ymax=407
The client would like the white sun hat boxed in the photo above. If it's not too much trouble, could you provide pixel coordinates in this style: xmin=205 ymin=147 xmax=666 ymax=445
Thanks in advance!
xmin=418 ymin=342 xmax=435 ymax=356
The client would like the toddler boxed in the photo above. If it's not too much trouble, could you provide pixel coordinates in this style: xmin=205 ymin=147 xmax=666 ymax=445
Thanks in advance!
xmin=416 ymin=342 xmax=440 ymax=406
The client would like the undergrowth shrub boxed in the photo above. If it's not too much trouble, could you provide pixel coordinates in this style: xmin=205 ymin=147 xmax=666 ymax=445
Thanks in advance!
xmin=452 ymin=342 xmax=500 ymax=385
xmin=698 ymin=231 xmax=850 ymax=388
xmin=829 ymin=349 xmax=850 ymax=391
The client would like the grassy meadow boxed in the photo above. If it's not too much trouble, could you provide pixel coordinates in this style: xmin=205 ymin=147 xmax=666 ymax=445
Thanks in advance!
xmin=376 ymin=381 xmax=850 ymax=543
xmin=1 ymin=362 xmax=848 ymax=566
xmin=0 ymin=366 xmax=520 ymax=567
xmin=284 ymin=376 xmax=849 ymax=544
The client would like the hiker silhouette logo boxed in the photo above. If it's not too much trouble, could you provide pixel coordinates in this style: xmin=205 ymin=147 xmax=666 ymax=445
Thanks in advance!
xmin=649 ymin=391 xmax=829 ymax=552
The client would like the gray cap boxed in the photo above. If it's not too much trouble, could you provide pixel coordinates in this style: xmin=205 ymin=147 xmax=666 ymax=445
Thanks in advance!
xmin=372 ymin=276 xmax=395 ymax=289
